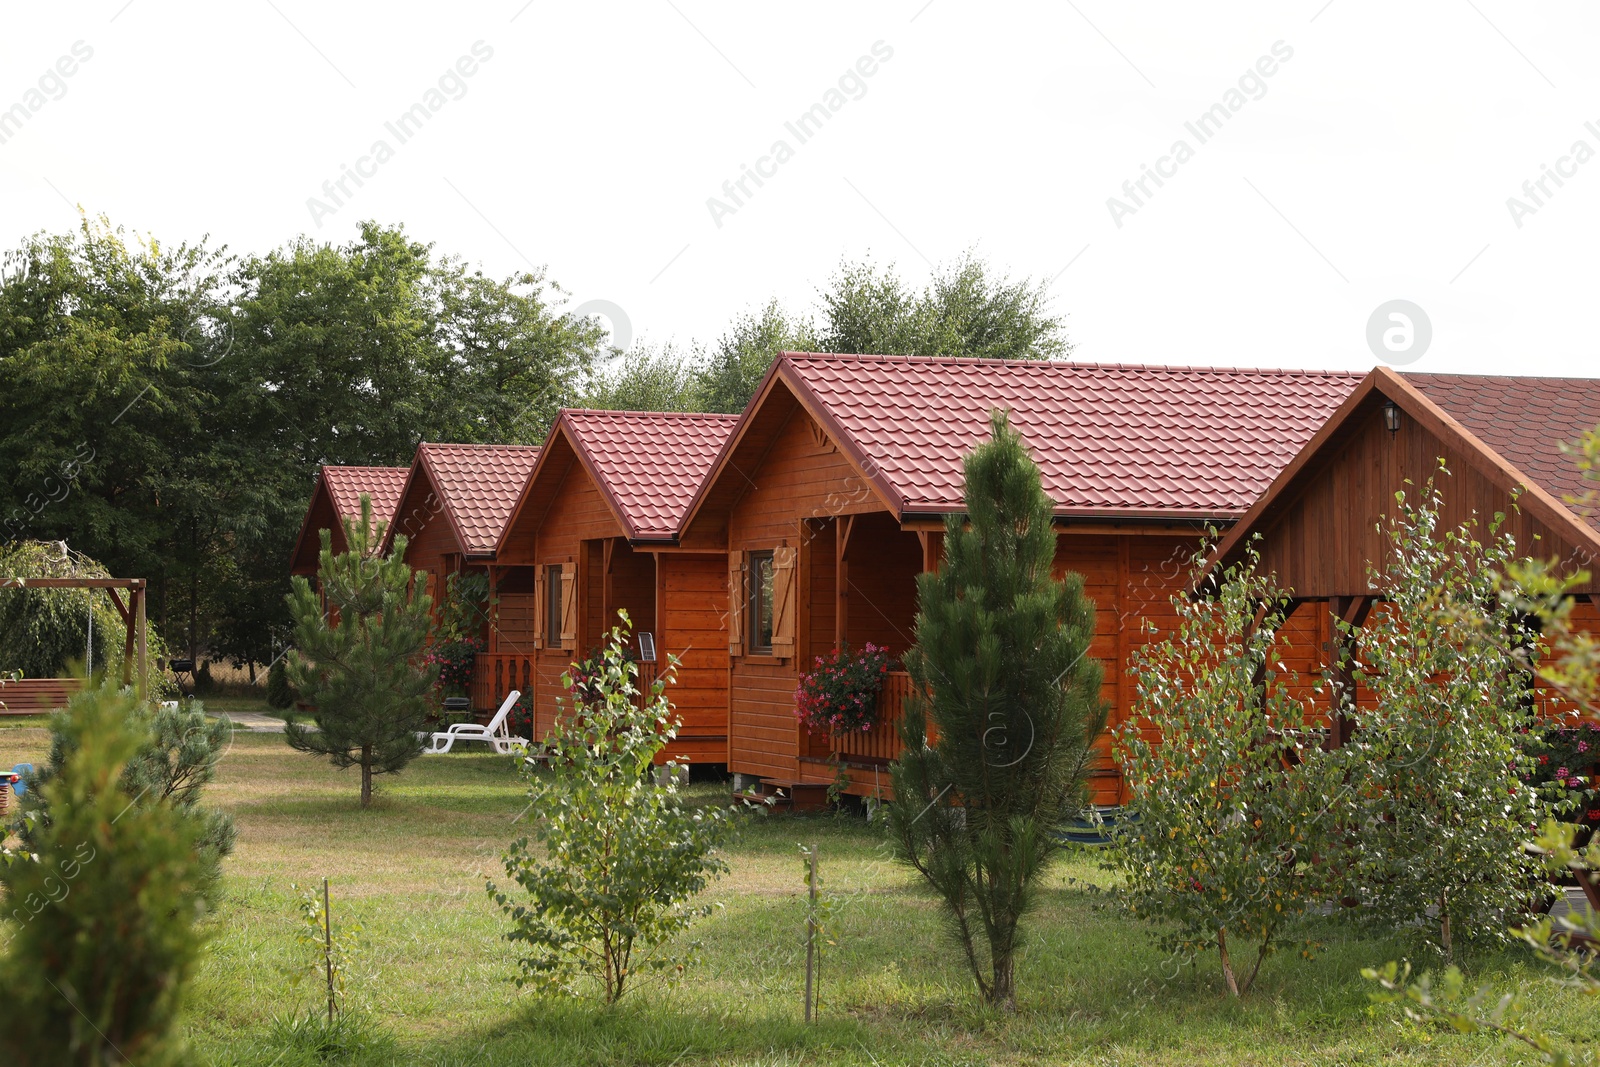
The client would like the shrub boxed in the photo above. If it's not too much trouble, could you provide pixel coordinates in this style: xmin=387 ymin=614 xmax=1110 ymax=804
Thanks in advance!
xmin=1114 ymin=538 xmax=1341 ymax=996
xmin=0 ymin=682 xmax=211 ymax=1065
xmin=266 ymin=655 xmax=294 ymax=709
xmin=507 ymin=690 xmax=534 ymax=740
xmin=1364 ymin=436 xmax=1600 ymax=1059
xmin=887 ymin=411 xmax=1107 ymax=1011
xmin=16 ymin=695 xmax=236 ymax=902
xmin=1330 ymin=486 xmax=1549 ymax=956
xmin=284 ymin=496 xmax=436 ymax=808
xmin=425 ymin=635 xmax=483 ymax=693
xmin=795 ymin=642 xmax=893 ymax=734
xmin=488 ymin=614 xmax=732 ymax=1002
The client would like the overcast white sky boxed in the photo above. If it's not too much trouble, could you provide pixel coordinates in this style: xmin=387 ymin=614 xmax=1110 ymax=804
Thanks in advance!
xmin=3 ymin=1 xmax=1597 ymax=377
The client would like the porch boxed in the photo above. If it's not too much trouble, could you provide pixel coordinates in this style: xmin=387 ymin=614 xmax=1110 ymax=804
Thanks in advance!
xmin=471 ymin=649 xmax=662 ymax=722
xmin=796 ymin=669 xmax=917 ymax=799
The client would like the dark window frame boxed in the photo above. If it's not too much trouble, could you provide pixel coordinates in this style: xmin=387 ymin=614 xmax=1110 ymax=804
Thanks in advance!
xmin=747 ymin=550 xmax=775 ymax=655
xmin=546 ymin=563 xmax=564 ymax=643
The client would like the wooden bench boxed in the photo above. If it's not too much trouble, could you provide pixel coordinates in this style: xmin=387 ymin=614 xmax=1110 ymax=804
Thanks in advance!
xmin=0 ymin=677 xmax=83 ymax=715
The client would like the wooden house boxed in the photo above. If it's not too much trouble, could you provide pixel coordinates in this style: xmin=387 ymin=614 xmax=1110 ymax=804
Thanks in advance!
xmin=676 ymin=353 xmax=1365 ymax=803
xmin=486 ymin=410 xmax=741 ymax=762
xmin=289 ymin=465 xmax=410 ymax=577
xmin=1206 ymin=366 xmax=1600 ymax=732
xmin=380 ymin=442 xmax=541 ymax=641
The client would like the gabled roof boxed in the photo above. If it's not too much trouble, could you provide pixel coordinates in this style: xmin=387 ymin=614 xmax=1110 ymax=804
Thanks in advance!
xmin=385 ymin=443 xmax=540 ymax=559
xmin=684 ymin=353 xmax=1365 ymax=528
xmin=1203 ymin=366 xmax=1600 ymax=587
xmin=289 ymin=465 xmax=409 ymax=573
xmin=559 ymin=410 xmax=742 ymax=541
xmin=1408 ymin=373 xmax=1600 ymax=523
xmin=319 ymin=466 xmax=409 ymax=535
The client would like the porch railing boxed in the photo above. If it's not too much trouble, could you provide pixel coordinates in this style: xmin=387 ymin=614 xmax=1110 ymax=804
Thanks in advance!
xmin=831 ymin=671 xmax=919 ymax=763
xmin=471 ymin=652 xmax=662 ymax=718
xmin=473 ymin=652 xmax=534 ymax=717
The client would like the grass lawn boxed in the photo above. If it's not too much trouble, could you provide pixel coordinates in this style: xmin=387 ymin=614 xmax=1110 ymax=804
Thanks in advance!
xmin=0 ymin=723 xmax=1591 ymax=1065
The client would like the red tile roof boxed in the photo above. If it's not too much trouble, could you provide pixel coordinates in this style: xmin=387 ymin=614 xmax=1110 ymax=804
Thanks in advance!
xmin=319 ymin=466 xmax=409 ymax=537
xmin=417 ymin=443 xmax=540 ymax=555
xmin=562 ymin=410 xmax=742 ymax=539
xmin=1406 ymin=373 xmax=1600 ymax=526
xmin=778 ymin=354 xmax=1365 ymax=518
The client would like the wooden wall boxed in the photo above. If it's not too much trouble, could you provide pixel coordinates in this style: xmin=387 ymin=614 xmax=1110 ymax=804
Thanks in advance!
xmin=725 ymin=406 xmax=890 ymax=780
xmin=290 ymin=484 xmax=343 ymax=575
xmin=842 ymin=512 xmax=922 ymax=659
xmin=1252 ymin=404 xmax=1598 ymax=599
xmin=657 ymin=553 xmax=729 ymax=764
xmin=500 ymin=455 xmax=723 ymax=765
xmin=390 ymin=465 xmax=478 ymax=614
xmin=526 ymin=465 xmax=623 ymax=740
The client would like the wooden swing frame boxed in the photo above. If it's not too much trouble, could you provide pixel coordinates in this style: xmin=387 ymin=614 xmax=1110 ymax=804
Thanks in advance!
xmin=0 ymin=577 xmax=149 ymax=699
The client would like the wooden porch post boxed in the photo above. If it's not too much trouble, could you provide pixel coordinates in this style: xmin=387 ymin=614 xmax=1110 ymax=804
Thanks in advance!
xmin=487 ymin=564 xmax=499 ymax=653
xmin=835 ymin=516 xmax=854 ymax=649
xmin=106 ymin=586 xmax=136 ymax=688
xmin=1327 ymin=595 xmax=1372 ymax=749
xmin=602 ymin=538 xmax=615 ymax=629
xmin=135 ymin=580 xmax=148 ymax=701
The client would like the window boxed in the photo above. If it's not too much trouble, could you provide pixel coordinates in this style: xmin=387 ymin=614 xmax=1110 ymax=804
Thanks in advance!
xmin=545 ymin=564 xmax=563 ymax=642
xmin=748 ymin=551 xmax=775 ymax=653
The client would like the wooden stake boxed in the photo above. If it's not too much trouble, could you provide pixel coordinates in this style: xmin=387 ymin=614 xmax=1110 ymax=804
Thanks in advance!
xmin=324 ymin=877 xmax=334 ymax=1025
xmin=804 ymin=844 xmax=818 ymax=1022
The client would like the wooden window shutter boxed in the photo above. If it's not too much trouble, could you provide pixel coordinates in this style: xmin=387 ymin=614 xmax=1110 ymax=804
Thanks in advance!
xmin=533 ymin=567 xmax=546 ymax=649
xmin=560 ymin=567 xmax=577 ymax=650
xmin=728 ymin=551 xmax=745 ymax=657
xmin=771 ymin=545 xmax=797 ymax=658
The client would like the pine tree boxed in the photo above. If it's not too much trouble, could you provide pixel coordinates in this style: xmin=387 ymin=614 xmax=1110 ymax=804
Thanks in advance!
xmin=17 ymin=696 xmax=236 ymax=905
xmin=0 ymin=683 xmax=210 ymax=1065
xmin=887 ymin=410 xmax=1107 ymax=1011
xmin=284 ymin=495 xmax=436 ymax=808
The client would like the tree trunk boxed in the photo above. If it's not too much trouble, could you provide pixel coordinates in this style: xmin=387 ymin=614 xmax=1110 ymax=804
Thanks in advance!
xmin=989 ymin=953 xmax=1016 ymax=1012
xmin=1440 ymin=890 xmax=1452 ymax=960
xmin=360 ymin=745 xmax=373 ymax=808
xmin=1217 ymin=928 xmax=1241 ymax=997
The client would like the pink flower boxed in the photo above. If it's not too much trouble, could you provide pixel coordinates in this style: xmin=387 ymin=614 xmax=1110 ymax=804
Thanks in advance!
xmin=1559 ymin=767 xmax=1570 ymax=779
xmin=1581 ymin=742 xmax=1591 ymax=753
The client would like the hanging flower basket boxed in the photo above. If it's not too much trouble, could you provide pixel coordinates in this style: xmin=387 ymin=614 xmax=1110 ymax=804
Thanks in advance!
xmin=794 ymin=643 xmax=895 ymax=735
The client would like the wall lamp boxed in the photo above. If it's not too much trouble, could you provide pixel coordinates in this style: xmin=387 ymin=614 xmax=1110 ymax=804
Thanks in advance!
xmin=1382 ymin=399 xmax=1402 ymax=435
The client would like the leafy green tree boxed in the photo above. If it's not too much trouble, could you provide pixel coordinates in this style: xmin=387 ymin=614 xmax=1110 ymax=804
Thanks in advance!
xmin=0 ymin=215 xmax=234 ymax=666
xmin=1362 ymin=443 xmax=1600 ymax=1064
xmin=887 ymin=411 xmax=1106 ymax=1010
xmin=0 ymin=682 xmax=211 ymax=1066
xmin=815 ymin=254 xmax=1068 ymax=361
xmin=1332 ymin=485 xmax=1548 ymax=956
xmin=0 ymin=216 xmax=603 ymax=674
xmin=582 ymin=340 xmax=704 ymax=413
xmin=489 ymin=615 xmax=732 ymax=1002
xmin=578 ymin=256 xmax=1066 ymax=417
xmin=284 ymin=497 xmax=436 ymax=808
xmin=693 ymin=299 xmax=815 ymax=413
xmin=0 ymin=542 xmax=130 ymax=681
xmin=218 ymin=221 xmax=602 ymax=666
xmin=1114 ymin=538 xmax=1341 ymax=996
